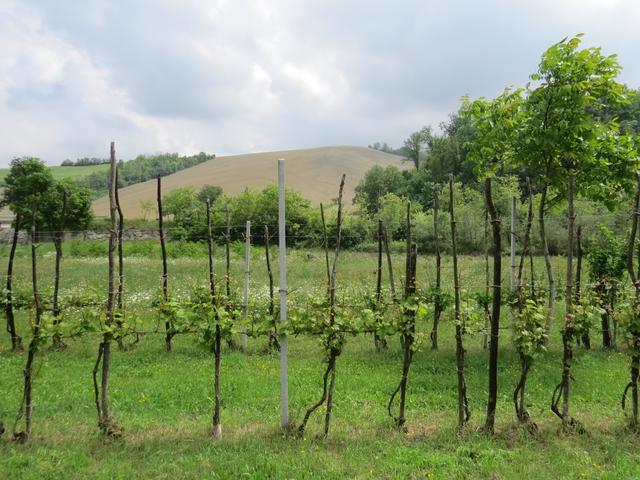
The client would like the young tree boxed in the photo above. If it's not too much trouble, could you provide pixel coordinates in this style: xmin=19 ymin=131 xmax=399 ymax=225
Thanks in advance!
xmin=22 ymin=179 xmax=93 ymax=348
xmin=2 ymin=157 xmax=53 ymax=351
xmin=518 ymin=35 xmax=637 ymax=429
xmin=464 ymin=88 xmax=523 ymax=434
xmin=518 ymin=35 xmax=637 ymax=347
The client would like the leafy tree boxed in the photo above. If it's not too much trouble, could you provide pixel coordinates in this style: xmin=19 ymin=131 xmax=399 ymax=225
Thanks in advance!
xmin=403 ymin=130 xmax=426 ymax=169
xmin=2 ymin=157 xmax=53 ymax=350
xmin=422 ymin=112 xmax=478 ymax=186
xmin=197 ymin=184 xmax=223 ymax=205
xmin=518 ymin=34 xmax=638 ymax=429
xmin=2 ymin=157 xmax=53 ymax=210
xmin=163 ymin=187 xmax=207 ymax=241
xmin=353 ymin=165 xmax=408 ymax=214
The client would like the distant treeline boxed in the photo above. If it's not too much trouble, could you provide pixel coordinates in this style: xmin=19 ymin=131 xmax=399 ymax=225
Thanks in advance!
xmin=61 ymin=157 xmax=110 ymax=166
xmin=78 ymin=152 xmax=215 ymax=195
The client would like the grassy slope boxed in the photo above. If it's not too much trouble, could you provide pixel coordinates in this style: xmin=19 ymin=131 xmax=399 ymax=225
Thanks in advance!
xmin=0 ymin=164 xmax=110 ymax=219
xmin=0 ymin=251 xmax=638 ymax=479
xmin=91 ymin=146 xmax=408 ymax=218
xmin=0 ymin=164 xmax=110 ymax=184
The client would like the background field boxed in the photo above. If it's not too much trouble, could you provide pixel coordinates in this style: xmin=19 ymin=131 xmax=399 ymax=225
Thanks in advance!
xmin=91 ymin=146 xmax=408 ymax=217
xmin=1 ymin=249 xmax=638 ymax=479
xmin=0 ymin=164 xmax=110 ymax=185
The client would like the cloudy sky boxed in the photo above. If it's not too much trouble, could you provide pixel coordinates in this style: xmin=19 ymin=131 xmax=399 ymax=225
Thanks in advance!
xmin=0 ymin=0 xmax=638 ymax=166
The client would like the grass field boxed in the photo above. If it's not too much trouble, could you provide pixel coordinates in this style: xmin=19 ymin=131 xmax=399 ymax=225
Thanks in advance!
xmin=1 ymin=249 xmax=639 ymax=479
xmin=0 ymin=164 xmax=109 ymax=184
xmin=91 ymin=146 xmax=408 ymax=217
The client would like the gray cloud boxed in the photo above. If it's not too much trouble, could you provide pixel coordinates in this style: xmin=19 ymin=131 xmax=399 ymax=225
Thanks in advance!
xmin=0 ymin=0 xmax=638 ymax=165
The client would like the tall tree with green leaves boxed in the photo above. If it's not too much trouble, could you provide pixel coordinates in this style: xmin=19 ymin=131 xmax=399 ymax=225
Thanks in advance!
xmin=518 ymin=35 xmax=637 ymax=428
xmin=464 ymin=87 xmax=524 ymax=434
xmin=30 ymin=179 xmax=93 ymax=347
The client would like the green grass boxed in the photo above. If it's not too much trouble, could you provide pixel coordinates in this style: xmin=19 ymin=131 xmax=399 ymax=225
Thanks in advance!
xmin=1 ymin=251 xmax=639 ymax=479
xmin=0 ymin=164 xmax=109 ymax=185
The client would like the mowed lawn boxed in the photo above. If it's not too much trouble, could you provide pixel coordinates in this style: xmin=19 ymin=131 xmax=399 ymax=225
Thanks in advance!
xmin=0 ymin=251 xmax=638 ymax=479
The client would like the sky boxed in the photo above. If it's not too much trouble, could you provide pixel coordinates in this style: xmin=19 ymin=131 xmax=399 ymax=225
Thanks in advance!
xmin=0 ymin=0 xmax=639 ymax=166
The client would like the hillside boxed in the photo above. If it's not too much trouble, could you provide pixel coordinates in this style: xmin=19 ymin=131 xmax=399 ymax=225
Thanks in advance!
xmin=92 ymin=146 xmax=408 ymax=218
xmin=0 ymin=163 xmax=110 ymax=185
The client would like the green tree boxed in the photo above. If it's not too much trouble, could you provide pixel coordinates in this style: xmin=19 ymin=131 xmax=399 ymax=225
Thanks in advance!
xmin=518 ymin=35 xmax=637 ymax=429
xmin=163 ymin=187 xmax=207 ymax=241
xmin=403 ymin=130 xmax=426 ymax=169
xmin=2 ymin=157 xmax=53 ymax=350
xmin=353 ymin=165 xmax=408 ymax=214
xmin=197 ymin=184 xmax=223 ymax=205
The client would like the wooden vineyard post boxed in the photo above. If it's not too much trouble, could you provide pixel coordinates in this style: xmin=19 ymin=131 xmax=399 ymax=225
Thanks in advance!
xmin=278 ymin=159 xmax=289 ymax=430
xmin=510 ymin=196 xmax=516 ymax=291
xmin=241 ymin=220 xmax=251 ymax=350
xmin=13 ymin=205 xmax=42 ymax=441
xmin=115 ymin=169 xmax=125 ymax=350
xmin=264 ymin=225 xmax=279 ymax=351
xmin=157 ymin=176 xmax=172 ymax=352
xmin=206 ymin=199 xmax=223 ymax=438
xmin=92 ymin=141 xmax=120 ymax=437
xmin=298 ymin=174 xmax=346 ymax=438
xmin=450 ymin=175 xmax=470 ymax=429
xmin=374 ymin=219 xmax=387 ymax=351
xmin=484 ymin=177 xmax=502 ymax=434
xmin=4 ymin=211 xmax=22 ymax=351
xmin=388 ymin=201 xmax=417 ymax=431
xmin=431 ymin=189 xmax=442 ymax=350
xmin=52 ymin=188 xmax=67 ymax=349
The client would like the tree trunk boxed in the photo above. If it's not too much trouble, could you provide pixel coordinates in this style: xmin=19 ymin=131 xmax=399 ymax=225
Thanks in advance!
xmin=552 ymin=174 xmax=576 ymax=430
xmin=624 ymin=174 xmax=640 ymax=429
xmin=484 ymin=177 xmax=502 ymax=434
xmin=450 ymin=176 xmax=470 ymax=429
xmin=14 ymin=206 xmax=42 ymax=441
xmin=374 ymin=219 xmax=387 ymax=351
xmin=5 ymin=212 xmax=23 ymax=351
xmin=483 ymin=208 xmax=490 ymax=350
xmin=206 ymin=199 xmax=222 ymax=438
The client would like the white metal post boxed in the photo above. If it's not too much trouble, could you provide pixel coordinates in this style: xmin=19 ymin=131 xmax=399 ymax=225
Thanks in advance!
xmin=241 ymin=220 xmax=250 ymax=349
xmin=278 ymin=159 xmax=289 ymax=429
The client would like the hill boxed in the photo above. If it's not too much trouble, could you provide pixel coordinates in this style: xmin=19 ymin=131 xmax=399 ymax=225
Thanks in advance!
xmin=0 ymin=163 xmax=110 ymax=185
xmin=92 ymin=146 xmax=408 ymax=218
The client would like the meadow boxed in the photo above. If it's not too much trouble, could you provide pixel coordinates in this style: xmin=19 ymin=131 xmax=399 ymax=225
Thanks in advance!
xmin=0 ymin=164 xmax=110 ymax=185
xmin=0 ymin=248 xmax=639 ymax=479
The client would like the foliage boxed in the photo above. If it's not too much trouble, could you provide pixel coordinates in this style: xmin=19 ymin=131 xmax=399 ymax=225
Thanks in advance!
xmin=1 ymin=157 xmax=54 ymax=213
xmin=353 ymin=165 xmax=408 ymax=214
xmin=513 ymin=299 xmax=547 ymax=363
xmin=78 ymin=152 xmax=215 ymax=194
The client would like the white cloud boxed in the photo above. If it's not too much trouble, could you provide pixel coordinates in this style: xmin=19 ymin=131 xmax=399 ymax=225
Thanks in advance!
xmin=0 ymin=0 xmax=638 ymax=165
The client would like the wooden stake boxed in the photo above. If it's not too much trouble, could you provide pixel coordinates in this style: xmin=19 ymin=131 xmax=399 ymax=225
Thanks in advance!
xmin=157 ymin=175 xmax=171 ymax=351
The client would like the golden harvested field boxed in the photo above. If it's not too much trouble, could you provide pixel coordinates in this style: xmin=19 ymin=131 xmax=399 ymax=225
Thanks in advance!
xmin=92 ymin=146 xmax=407 ymax=217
